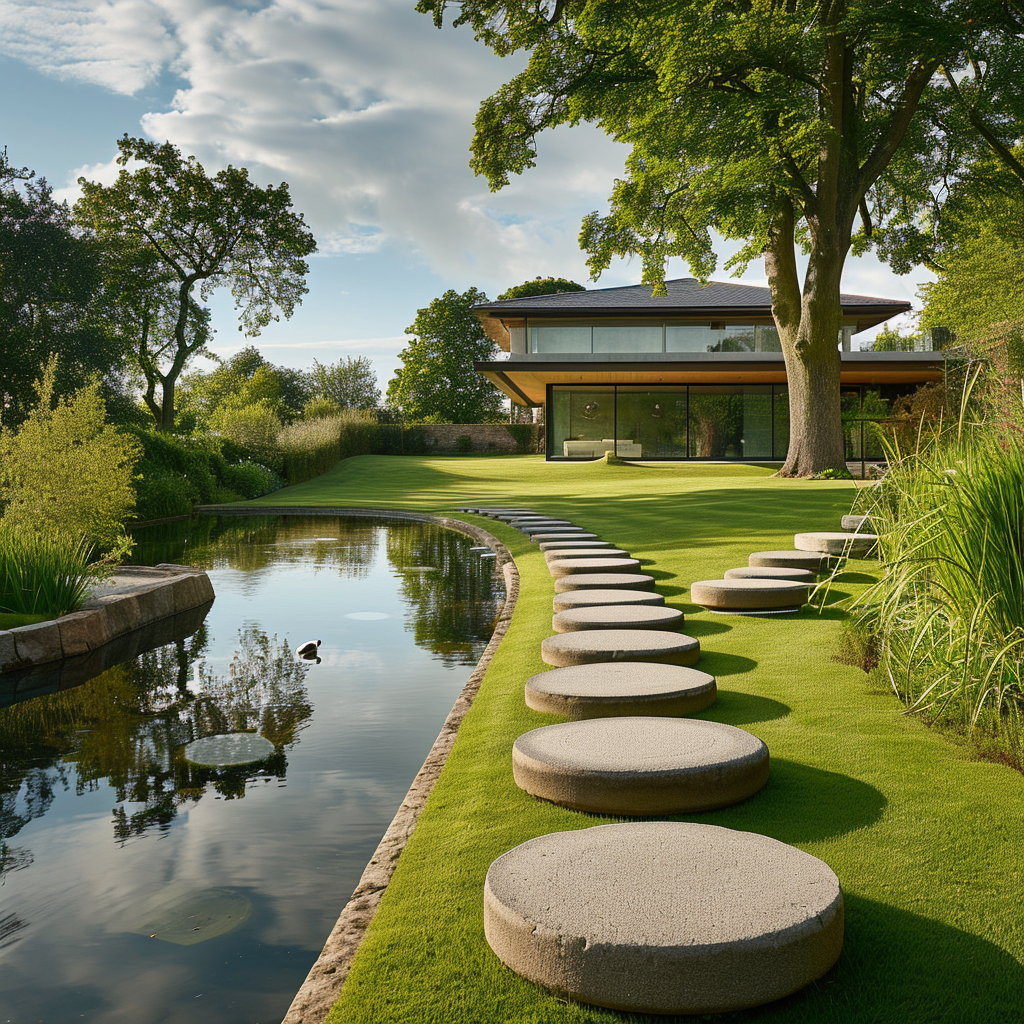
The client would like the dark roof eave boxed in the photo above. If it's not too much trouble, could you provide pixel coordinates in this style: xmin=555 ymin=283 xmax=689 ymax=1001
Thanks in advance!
xmin=475 ymin=302 xmax=912 ymax=318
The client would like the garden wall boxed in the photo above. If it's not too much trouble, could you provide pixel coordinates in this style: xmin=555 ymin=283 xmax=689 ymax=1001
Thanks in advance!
xmin=419 ymin=424 xmax=543 ymax=454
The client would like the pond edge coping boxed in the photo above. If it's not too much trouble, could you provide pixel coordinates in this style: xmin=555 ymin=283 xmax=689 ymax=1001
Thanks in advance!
xmin=227 ymin=508 xmax=520 ymax=1024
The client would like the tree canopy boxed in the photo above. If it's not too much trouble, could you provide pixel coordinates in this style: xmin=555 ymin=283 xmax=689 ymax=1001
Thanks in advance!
xmin=497 ymin=276 xmax=586 ymax=300
xmin=310 ymin=356 xmax=381 ymax=411
xmin=76 ymin=136 xmax=316 ymax=431
xmin=387 ymin=288 xmax=503 ymax=423
xmin=420 ymin=0 xmax=1024 ymax=475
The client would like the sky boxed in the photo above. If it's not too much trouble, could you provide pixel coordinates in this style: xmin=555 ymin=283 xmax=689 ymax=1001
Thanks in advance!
xmin=0 ymin=0 xmax=930 ymax=392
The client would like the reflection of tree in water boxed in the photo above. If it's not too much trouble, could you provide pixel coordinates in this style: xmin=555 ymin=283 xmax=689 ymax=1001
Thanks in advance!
xmin=387 ymin=523 xmax=504 ymax=666
xmin=0 ymin=625 xmax=312 ymax=860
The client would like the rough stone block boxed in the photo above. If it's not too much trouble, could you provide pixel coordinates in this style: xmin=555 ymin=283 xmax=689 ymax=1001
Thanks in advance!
xmin=10 ymin=620 xmax=64 ymax=664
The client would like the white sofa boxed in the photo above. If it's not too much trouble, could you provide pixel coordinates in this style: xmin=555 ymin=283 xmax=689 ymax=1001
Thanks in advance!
xmin=563 ymin=439 xmax=642 ymax=458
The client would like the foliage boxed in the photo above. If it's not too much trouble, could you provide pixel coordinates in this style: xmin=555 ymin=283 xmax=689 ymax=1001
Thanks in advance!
xmin=211 ymin=404 xmax=284 ymax=472
xmin=419 ymin=0 xmax=1022 ymax=476
xmin=869 ymin=326 xmax=920 ymax=352
xmin=0 ymin=358 xmax=140 ymax=547
xmin=388 ymin=288 xmax=502 ymax=423
xmin=0 ymin=151 xmax=125 ymax=428
xmin=455 ymin=434 xmax=474 ymax=454
xmin=505 ymin=423 xmax=541 ymax=454
xmin=0 ymin=526 xmax=95 ymax=616
xmin=220 ymin=461 xmax=284 ymax=501
xmin=309 ymin=356 xmax=380 ymax=410
xmin=76 ymin=136 xmax=316 ymax=430
xmin=278 ymin=415 xmax=344 ymax=484
xmin=303 ymin=397 xmax=344 ymax=419
xmin=496 ymin=276 xmax=585 ymax=300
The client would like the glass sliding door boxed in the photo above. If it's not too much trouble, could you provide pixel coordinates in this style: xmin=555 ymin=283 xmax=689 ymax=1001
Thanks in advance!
xmin=549 ymin=385 xmax=616 ymax=458
xmin=614 ymin=387 xmax=688 ymax=458
xmin=772 ymin=385 xmax=790 ymax=460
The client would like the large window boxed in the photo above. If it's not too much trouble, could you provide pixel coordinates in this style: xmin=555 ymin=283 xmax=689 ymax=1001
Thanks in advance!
xmin=549 ymin=384 xmax=790 ymax=460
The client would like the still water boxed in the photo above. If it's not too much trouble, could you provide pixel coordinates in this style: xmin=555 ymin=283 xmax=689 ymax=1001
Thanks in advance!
xmin=0 ymin=515 xmax=504 ymax=1023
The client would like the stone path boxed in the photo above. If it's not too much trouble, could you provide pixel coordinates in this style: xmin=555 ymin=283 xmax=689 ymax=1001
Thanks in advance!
xmin=465 ymin=506 xmax=844 ymax=1013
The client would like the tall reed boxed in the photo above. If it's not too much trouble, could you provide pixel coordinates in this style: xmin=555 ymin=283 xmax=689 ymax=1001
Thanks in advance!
xmin=0 ymin=528 xmax=95 ymax=617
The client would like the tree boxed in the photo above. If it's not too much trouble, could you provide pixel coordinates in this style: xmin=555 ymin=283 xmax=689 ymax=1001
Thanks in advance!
xmin=387 ymin=288 xmax=503 ymax=423
xmin=497 ymin=276 xmax=586 ymax=300
xmin=0 ymin=151 xmax=124 ymax=427
xmin=420 ymin=1 xmax=1020 ymax=475
xmin=76 ymin=136 xmax=316 ymax=431
xmin=310 ymin=356 xmax=381 ymax=410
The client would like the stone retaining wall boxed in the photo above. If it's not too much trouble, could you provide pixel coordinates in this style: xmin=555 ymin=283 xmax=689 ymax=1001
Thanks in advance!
xmin=0 ymin=564 xmax=216 ymax=673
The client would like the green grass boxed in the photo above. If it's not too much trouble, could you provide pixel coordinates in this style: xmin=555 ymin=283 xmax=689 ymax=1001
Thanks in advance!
xmin=0 ymin=611 xmax=50 ymax=629
xmin=254 ymin=456 xmax=1024 ymax=1022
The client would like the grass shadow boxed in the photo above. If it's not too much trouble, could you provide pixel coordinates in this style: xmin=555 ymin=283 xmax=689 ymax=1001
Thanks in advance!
xmin=695 ymin=688 xmax=791 ymax=725
xmin=698 ymin=651 xmax=758 ymax=677
xmin=681 ymin=618 xmax=733 ymax=638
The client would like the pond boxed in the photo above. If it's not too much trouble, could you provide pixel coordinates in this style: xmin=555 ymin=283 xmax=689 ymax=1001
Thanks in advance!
xmin=0 ymin=514 xmax=504 ymax=1023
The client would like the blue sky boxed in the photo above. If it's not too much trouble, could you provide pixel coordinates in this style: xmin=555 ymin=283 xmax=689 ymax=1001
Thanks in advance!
xmin=0 ymin=0 xmax=928 ymax=392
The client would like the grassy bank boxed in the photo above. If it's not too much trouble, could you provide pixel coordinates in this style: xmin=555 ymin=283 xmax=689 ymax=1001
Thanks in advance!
xmin=252 ymin=456 xmax=1024 ymax=1022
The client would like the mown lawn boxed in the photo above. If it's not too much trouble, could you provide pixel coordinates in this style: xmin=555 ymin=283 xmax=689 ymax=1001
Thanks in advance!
xmin=256 ymin=455 xmax=1024 ymax=1023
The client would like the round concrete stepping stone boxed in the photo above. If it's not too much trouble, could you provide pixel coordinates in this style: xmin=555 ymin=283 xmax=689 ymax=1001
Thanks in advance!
xmin=183 ymin=733 xmax=275 ymax=767
xmin=532 ymin=532 xmax=598 ymax=543
xmin=795 ymin=531 xmax=878 ymax=558
xmin=525 ymin=662 xmax=715 ymax=718
xmin=519 ymin=524 xmax=585 ymax=535
xmin=544 ymin=548 xmax=629 ymax=563
xmin=542 ymin=629 xmax=700 ymax=666
xmin=554 ymin=573 xmax=655 ymax=592
xmin=483 ymin=821 xmax=843 ymax=1015
xmin=553 ymin=589 xmax=664 ymax=611
xmin=690 ymin=578 xmax=809 ymax=613
xmin=549 ymin=557 xmax=641 ymax=577
xmin=512 ymin=717 xmax=768 ymax=814
xmin=748 ymin=550 xmax=832 ymax=571
xmin=841 ymin=513 xmax=872 ymax=532
xmin=511 ymin=518 xmax=573 ymax=527
xmin=724 ymin=565 xmax=817 ymax=583
xmin=552 ymin=605 xmax=684 ymax=633
xmin=539 ymin=539 xmax=613 ymax=551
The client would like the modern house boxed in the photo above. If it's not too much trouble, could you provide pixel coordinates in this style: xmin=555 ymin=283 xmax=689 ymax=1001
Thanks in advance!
xmin=474 ymin=278 xmax=944 ymax=461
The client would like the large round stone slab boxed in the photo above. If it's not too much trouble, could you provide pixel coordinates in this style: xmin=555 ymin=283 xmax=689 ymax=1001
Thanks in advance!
xmin=512 ymin=718 xmax=768 ymax=814
xmin=748 ymin=550 xmax=833 ymax=571
xmin=520 ymin=524 xmax=585 ymax=535
xmin=795 ymin=531 xmax=878 ymax=558
xmin=724 ymin=565 xmax=817 ymax=583
xmin=841 ymin=513 xmax=873 ymax=532
xmin=532 ymin=532 xmax=598 ymax=543
xmin=544 ymin=548 xmax=629 ymax=562
xmin=690 ymin=579 xmax=809 ymax=612
xmin=483 ymin=822 xmax=844 ymax=1014
xmin=554 ymin=573 xmax=656 ymax=593
xmin=525 ymin=662 xmax=715 ymax=718
xmin=183 ymin=732 xmax=275 ymax=767
xmin=512 ymin=519 xmax=573 ymax=528
xmin=542 ymin=629 xmax=700 ymax=666
xmin=539 ymin=539 xmax=614 ymax=551
xmin=552 ymin=605 xmax=684 ymax=633
xmin=553 ymin=589 xmax=665 ymax=611
xmin=549 ymin=557 xmax=642 ymax=577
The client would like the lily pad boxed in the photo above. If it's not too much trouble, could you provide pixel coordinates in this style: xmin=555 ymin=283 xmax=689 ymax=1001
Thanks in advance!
xmin=183 ymin=732 xmax=275 ymax=767
xmin=132 ymin=887 xmax=252 ymax=946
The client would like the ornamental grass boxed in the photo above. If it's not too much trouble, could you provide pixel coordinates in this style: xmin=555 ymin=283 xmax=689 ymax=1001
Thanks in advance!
xmin=0 ymin=527 xmax=95 ymax=618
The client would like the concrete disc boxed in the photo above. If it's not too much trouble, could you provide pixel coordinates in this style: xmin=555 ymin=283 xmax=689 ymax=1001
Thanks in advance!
xmin=724 ymin=566 xmax=817 ymax=583
xmin=552 ymin=605 xmax=684 ymax=633
xmin=544 ymin=548 xmax=629 ymax=562
xmin=512 ymin=717 xmax=768 ymax=814
xmin=183 ymin=732 xmax=275 ymax=767
xmin=549 ymin=558 xmax=642 ymax=578
xmin=748 ymin=550 xmax=833 ymax=571
xmin=690 ymin=579 xmax=809 ymax=612
xmin=553 ymin=589 xmax=665 ymax=611
xmin=533 ymin=532 xmax=598 ymax=543
xmin=525 ymin=662 xmax=715 ymax=718
xmin=539 ymin=540 xmax=614 ymax=551
xmin=520 ymin=524 xmax=585 ymax=535
xmin=554 ymin=573 xmax=656 ymax=592
xmin=483 ymin=822 xmax=844 ymax=1014
xmin=841 ymin=514 xmax=873 ymax=532
xmin=542 ymin=629 xmax=700 ymax=667
xmin=129 ymin=886 xmax=253 ymax=946
xmin=794 ymin=531 xmax=878 ymax=558
xmin=512 ymin=519 xmax=573 ymax=527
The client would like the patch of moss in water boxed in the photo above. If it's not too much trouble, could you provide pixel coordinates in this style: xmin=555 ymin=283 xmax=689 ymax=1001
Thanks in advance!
xmin=131 ymin=887 xmax=252 ymax=946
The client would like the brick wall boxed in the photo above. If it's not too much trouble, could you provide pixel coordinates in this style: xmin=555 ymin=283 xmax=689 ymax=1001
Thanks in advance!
xmin=419 ymin=423 xmax=544 ymax=454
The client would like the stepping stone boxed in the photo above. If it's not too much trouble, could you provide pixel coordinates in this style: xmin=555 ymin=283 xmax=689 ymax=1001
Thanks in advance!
xmin=525 ymin=662 xmax=715 ymax=718
xmin=544 ymin=548 xmax=629 ymax=562
xmin=542 ymin=629 xmax=700 ymax=666
xmin=519 ymin=524 xmax=585 ymax=535
xmin=552 ymin=605 xmax=684 ymax=633
xmin=553 ymin=589 xmax=664 ymax=611
xmin=690 ymin=578 xmax=809 ymax=614
xmin=795 ymin=531 xmax=878 ymax=558
xmin=724 ymin=565 xmax=816 ymax=583
xmin=549 ymin=557 xmax=641 ymax=577
xmin=748 ymin=550 xmax=832 ymax=572
xmin=501 ymin=514 xmax=551 ymax=521
xmin=554 ymin=573 xmax=656 ymax=593
xmin=539 ymin=539 xmax=613 ymax=551
xmin=183 ymin=733 xmax=275 ymax=767
xmin=511 ymin=518 xmax=573 ymax=527
xmin=841 ymin=513 xmax=872 ymax=532
xmin=483 ymin=822 xmax=844 ymax=1015
xmin=512 ymin=717 xmax=768 ymax=814
xmin=532 ymin=532 xmax=598 ymax=543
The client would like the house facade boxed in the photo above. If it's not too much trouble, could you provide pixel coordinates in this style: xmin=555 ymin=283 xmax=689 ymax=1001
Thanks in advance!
xmin=473 ymin=278 xmax=944 ymax=461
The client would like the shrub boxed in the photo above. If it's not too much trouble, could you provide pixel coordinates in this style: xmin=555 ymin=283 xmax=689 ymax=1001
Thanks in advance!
xmin=303 ymin=397 xmax=344 ymax=420
xmin=456 ymin=434 xmax=474 ymax=454
xmin=506 ymin=424 xmax=541 ymax=454
xmin=212 ymin=404 xmax=284 ymax=472
xmin=221 ymin=461 xmax=284 ymax=500
xmin=0 ymin=527 xmax=95 ymax=616
xmin=134 ymin=471 xmax=198 ymax=520
xmin=0 ymin=359 xmax=141 ymax=548
xmin=279 ymin=416 xmax=342 ymax=484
